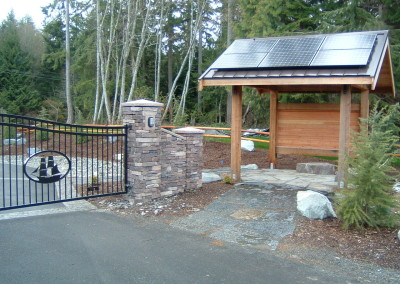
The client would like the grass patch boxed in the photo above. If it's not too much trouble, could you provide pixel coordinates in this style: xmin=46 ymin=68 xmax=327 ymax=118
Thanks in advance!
xmin=204 ymin=137 xmax=231 ymax=144
xmin=204 ymin=136 xmax=270 ymax=150
xmin=311 ymin=156 xmax=338 ymax=161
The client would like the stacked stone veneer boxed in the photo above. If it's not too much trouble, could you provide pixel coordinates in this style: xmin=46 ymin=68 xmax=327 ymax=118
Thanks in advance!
xmin=122 ymin=99 xmax=204 ymax=202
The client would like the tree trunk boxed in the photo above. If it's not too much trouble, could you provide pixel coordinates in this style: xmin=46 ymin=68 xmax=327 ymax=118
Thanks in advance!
xmin=197 ymin=0 xmax=203 ymax=113
xmin=167 ymin=28 xmax=174 ymax=123
xmin=93 ymin=0 xmax=101 ymax=123
xmin=65 ymin=0 xmax=73 ymax=123
xmin=154 ymin=0 xmax=166 ymax=102
xmin=225 ymin=0 xmax=234 ymax=124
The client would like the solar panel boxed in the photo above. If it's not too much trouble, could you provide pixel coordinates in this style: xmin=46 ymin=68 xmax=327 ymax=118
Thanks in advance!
xmin=255 ymin=37 xmax=324 ymax=67
xmin=271 ymin=37 xmax=324 ymax=52
xmin=210 ymin=53 xmax=267 ymax=69
xmin=311 ymin=49 xmax=372 ymax=66
xmin=259 ymin=51 xmax=316 ymax=67
xmin=224 ymin=39 xmax=277 ymax=54
xmin=209 ymin=32 xmax=378 ymax=70
xmin=321 ymin=34 xmax=376 ymax=50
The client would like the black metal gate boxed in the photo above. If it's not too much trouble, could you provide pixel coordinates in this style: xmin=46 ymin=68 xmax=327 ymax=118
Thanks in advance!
xmin=0 ymin=114 xmax=128 ymax=210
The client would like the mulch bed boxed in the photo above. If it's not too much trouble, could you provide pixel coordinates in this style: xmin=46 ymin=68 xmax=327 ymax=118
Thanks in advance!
xmin=203 ymin=141 xmax=338 ymax=169
xmin=284 ymin=218 xmax=400 ymax=270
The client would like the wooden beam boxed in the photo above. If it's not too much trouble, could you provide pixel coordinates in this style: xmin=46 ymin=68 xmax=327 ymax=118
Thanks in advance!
xmin=269 ymin=90 xmax=278 ymax=168
xmin=231 ymin=86 xmax=242 ymax=181
xmin=352 ymin=84 xmax=369 ymax=91
xmin=201 ymin=77 xmax=373 ymax=88
xmin=276 ymin=146 xmax=338 ymax=157
xmin=198 ymin=79 xmax=205 ymax=91
xmin=360 ymin=89 xmax=370 ymax=120
xmin=277 ymin=103 xmax=360 ymax=111
xmin=372 ymin=40 xmax=396 ymax=96
xmin=338 ymin=85 xmax=352 ymax=186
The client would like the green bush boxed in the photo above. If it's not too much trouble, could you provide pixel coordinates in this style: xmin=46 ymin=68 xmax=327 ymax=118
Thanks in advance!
xmin=1 ymin=126 xmax=17 ymax=139
xmin=335 ymin=103 xmax=400 ymax=230
xmin=76 ymin=134 xmax=90 ymax=144
xmin=35 ymin=130 xmax=50 ymax=141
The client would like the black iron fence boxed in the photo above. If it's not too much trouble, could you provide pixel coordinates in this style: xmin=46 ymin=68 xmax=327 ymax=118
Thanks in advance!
xmin=0 ymin=114 xmax=127 ymax=210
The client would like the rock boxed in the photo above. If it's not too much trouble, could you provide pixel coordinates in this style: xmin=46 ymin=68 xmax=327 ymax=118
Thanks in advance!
xmin=204 ymin=129 xmax=227 ymax=136
xmin=16 ymin=138 xmax=26 ymax=145
xmin=241 ymin=140 xmax=254 ymax=152
xmin=202 ymin=172 xmax=222 ymax=183
xmin=241 ymin=164 xmax=258 ymax=170
xmin=297 ymin=190 xmax=337 ymax=219
xmin=27 ymin=147 xmax=40 ymax=156
xmin=296 ymin=162 xmax=336 ymax=175
xmin=108 ymin=136 xmax=117 ymax=143
xmin=3 ymin=139 xmax=15 ymax=145
xmin=393 ymin=182 xmax=400 ymax=193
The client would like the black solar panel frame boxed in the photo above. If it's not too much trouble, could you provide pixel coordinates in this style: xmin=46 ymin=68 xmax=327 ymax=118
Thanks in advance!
xmin=321 ymin=34 xmax=377 ymax=50
xmin=208 ymin=32 xmax=379 ymax=70
xmin=224 ymin=39 xmax=278 ymax=54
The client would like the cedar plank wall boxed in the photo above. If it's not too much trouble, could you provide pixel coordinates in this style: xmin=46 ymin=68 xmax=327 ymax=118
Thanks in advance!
xmin=276 ymin=103 xmax=360 ymax=156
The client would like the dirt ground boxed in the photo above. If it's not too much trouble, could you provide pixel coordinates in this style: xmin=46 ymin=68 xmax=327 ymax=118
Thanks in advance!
xmin=92 ymin=141 xmax=400 ymax=271
xmin=203 ymin=141 xmax=338 ymax=169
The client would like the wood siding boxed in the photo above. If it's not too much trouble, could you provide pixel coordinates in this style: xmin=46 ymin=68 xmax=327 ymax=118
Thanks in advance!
xmin=276 ymin=103 xmax=360 ymax=153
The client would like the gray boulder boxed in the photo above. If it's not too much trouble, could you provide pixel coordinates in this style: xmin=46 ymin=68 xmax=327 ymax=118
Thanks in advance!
xmin=296 ymin=162 xmax=336 ymax=175
xmin=204 ymin=129 xmax=226 ymax=136
xmin=241 ymin=140 xmax=255 ymax=152
xmin=27 ymin=147 xmax=40 ymax=156
xmin=202 ymin=172 xmax=222 ymax=183
xmin=297 ymin=190 xmax=337 ymax=219
xmin=241 ymin=164 xmax=258 ymax=170
xmin=393 ymin=182 xmax=400 ymax=193
xmin=3 ymin=138 xmax=26 ymax=146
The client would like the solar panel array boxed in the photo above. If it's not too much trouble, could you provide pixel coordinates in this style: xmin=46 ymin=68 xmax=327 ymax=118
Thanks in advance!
xmin=211 ymin=33 xmax=377 ymax=70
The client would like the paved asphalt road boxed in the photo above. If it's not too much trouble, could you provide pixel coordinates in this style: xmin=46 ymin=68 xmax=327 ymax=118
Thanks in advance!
xmin=0 ymin=163 xmax=56 ymax=208
xmin=0 ymin=210 xmax=364 ymax=284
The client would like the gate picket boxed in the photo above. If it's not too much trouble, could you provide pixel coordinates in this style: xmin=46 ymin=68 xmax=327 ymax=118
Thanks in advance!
xmin=0 ymin=114 xmax=127 ymax=210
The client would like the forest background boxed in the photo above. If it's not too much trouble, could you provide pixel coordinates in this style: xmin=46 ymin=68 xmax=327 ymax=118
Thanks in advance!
xmin=0 ymin=0 xmax=400 ymax=127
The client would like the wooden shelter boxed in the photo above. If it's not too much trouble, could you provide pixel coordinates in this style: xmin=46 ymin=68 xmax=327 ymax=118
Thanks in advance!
xmin=198 ymin=30 xmax=395 ymax=182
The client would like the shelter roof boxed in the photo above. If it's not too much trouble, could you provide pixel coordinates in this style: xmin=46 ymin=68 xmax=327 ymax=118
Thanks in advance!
xmin=199 ymin=30 xmax=395 ymax=94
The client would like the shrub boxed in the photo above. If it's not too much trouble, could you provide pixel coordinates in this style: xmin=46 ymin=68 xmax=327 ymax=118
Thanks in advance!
xmin=335 ymin=103 xmax=400 ymax=230
xmin=1 ymin=126 xmax=16 ymax=139
xmin=221 ymin=174 xmax=235 ymax=184
xmin=35 ymin=130 xmax=50 ymax=141
xmin=76 ymin=134 xmax=90 ymax=144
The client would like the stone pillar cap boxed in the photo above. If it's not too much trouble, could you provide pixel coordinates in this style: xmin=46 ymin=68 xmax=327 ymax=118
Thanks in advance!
xmin=122 ymin=99 xmax=164 ymax=107
xmin=174 ymin=127 xmax=205 ymax=134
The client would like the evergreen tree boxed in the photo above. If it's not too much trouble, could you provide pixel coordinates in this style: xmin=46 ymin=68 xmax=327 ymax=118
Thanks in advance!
xmin=0 ymin=12 xmax=41 ymax=114
xmin=336 ymin=103 xmax=400 ymax=230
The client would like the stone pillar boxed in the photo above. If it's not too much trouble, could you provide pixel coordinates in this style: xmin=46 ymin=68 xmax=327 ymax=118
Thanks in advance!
xmin=174 ymin=127 xmax=205 ymax=190
xmin=122 ymin=99 xmax=163 ymax=202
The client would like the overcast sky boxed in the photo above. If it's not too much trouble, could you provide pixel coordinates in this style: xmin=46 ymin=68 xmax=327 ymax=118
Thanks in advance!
xmin=0 ymin=0 xmax=52 ymax=29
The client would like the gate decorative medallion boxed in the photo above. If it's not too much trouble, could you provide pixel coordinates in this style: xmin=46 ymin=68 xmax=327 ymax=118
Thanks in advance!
xmin=23 ymin=151 xmax=71 ymax=184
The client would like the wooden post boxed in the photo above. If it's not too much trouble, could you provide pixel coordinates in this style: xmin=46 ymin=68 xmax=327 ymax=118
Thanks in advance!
xmin=338 ymin=85 xmax=352 ymax=186
xmin=231 ymin=86 xmax=242 ymax=181
xmin=269 ymin=90 xmax=278 ymax=168
xmin=360 ymin=89 xmax=369 ymax=120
